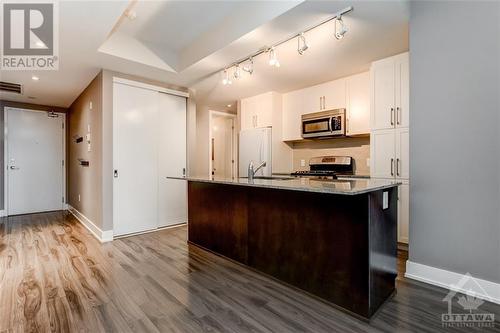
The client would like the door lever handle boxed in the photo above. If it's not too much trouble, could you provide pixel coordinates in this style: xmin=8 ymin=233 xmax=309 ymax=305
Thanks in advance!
xmin=9 ymin=166 xmax=19 ymax=170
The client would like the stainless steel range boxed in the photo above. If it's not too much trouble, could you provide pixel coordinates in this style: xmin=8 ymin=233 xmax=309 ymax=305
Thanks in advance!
xmin=291 ymin=156 xmax=353 ymax=179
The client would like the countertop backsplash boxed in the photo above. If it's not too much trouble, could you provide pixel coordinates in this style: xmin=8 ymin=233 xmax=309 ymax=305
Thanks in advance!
xmin=292 ymin=137 xmax=370 ymax=176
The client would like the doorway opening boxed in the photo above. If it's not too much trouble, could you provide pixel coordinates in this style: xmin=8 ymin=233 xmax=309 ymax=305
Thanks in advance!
xmin=209 ymin=111 xmax=237 ymax=179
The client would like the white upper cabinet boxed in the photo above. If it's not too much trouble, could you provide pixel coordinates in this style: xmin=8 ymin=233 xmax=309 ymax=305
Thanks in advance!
xmin=282 ymin=73 xmax=367 ymax=141
xmin=240 ymin=97 xmax=256 ymax=130
xmin=371 ymin=52 xmax=409 ymax=131
xmin=346 ymin=72 xmax=370 ymax=136
xmin=395 ymin=54 xmax=409 ymax=128
xmin=240 ymin=92 xmax=274 ymax=130
xmin=321 ymin=78 xmax=346 ymax=110
xmin=371 ymin=58 xmax=395 ymax=130
xmin=282 ymin=88 xmax=306 ymax=141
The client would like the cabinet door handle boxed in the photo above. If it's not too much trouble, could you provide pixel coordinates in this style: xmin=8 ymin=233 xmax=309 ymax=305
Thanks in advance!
xmin=323 ymin=96 xmax=326 ymax=110
xmin=391 ymin=158 xmax=394 ymax=176
xmin=390 ymin=108 xmax=394 ymax=126
xmin=320 ymin=97 xmax=322 ymax=110
xmin=396 ymin=158 xmax=400 ymax=176
xmin=397 ymin=107 xmax=401 ymax=125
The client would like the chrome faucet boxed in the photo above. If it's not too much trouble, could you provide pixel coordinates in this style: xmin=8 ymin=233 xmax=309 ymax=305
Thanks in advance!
xmin=248 ymin=161 xmax=266 ymax=181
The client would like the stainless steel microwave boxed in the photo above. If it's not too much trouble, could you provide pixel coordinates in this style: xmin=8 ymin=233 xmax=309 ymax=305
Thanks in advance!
xmin=301 ymin=109 xmax=346 ymax=139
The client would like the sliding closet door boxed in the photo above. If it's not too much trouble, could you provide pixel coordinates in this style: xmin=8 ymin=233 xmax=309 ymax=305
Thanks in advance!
xmin=158 ymin=92 xmax=187 ymax=227
xmin=113 ymin=82 xmax=159 ymax=236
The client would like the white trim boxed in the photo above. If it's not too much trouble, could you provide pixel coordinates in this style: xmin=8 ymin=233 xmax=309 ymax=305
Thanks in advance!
xmin=113 ymin=223 xmax=186 ymax=239
xmin=67 ymin=205 xmax=113 ymax=243
xmin=405 ymin=260 xmax=500 ymax=305
xmin=208 ymin=110 xmax=237 ymax=178
xmin=0 ymin=210 xmax=6 ymax=217
xmin=3 ymin=107 xmax=66 ymax=216
xmin=112 ymin=77 xmax=189 ymax=98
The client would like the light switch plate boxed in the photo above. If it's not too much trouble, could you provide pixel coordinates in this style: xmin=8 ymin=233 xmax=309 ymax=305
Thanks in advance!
xmin=300 ymin=159 xmax=306 ymax=167
xmin=367 ymin=158 xmax=370 ymax=167
xmin=87 ymin=143 xmax=91 ymax=152
xmin=383 ymin=191 xmax=389 ymax=209
xmin=89 ymin=101 xmax=93 ymax=110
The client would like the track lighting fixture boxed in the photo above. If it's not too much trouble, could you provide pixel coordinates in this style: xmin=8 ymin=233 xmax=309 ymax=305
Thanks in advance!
xmin=233 ymin=64 xmax=241 ymax=79
xmin=217 ymin=6 xmax=353 ymax=86
xmin=222 ymin=69 xmax=232 ymax=85
xmin=268 ymin=47 xmax=280 ymax=68
xmin=242 ymin=57 xmax=254 ymax=75
xmin=297 ymin=33 xmax=308 ymax=55
xmin=334 ymin=15 xmax=348 ymax=40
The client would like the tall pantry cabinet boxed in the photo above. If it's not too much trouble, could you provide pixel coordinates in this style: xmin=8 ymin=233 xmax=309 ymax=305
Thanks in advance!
xmin=370 ymin=52 xmax=410 ymax=244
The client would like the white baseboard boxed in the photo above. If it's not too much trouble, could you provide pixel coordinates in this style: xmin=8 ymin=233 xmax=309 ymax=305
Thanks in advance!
xmin=67 ymin=205 xmax=113 ymax=243
xmin=113 ymin=222 xmax=186 ymax=239
xmin=405 ymin=260 xmax=500 ymax=305
xmin=0 ymin=210 xmax=6 ymax=217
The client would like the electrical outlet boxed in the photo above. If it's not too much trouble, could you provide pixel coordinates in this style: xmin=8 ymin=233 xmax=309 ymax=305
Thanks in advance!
xmin=78 ymin=194 xmax=81 ymax=202
xmin=367 ymin=158 xmax=370 ymax=167
xmin=87 ymin=143 xmax=91 ymax=152
xmin=300 ymin=159 xmax=306 ymax=167
xmin=89 ymin=101 xmax=93 ymax=110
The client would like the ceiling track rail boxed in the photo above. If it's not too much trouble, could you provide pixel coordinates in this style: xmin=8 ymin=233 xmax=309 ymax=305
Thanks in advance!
xmin=199 ymin=5 xmax=353 ymax=85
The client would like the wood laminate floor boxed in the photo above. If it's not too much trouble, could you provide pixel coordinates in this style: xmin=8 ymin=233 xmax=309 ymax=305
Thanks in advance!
xmin=0 ymin=211 xmax=499 ymax=333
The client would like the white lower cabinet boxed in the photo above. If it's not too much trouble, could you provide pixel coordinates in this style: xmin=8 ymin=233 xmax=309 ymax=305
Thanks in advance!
xmin=371 ymin=128 xmax=410 ymax=244
xmin=397 ymin=181 xmax=409 ymax=244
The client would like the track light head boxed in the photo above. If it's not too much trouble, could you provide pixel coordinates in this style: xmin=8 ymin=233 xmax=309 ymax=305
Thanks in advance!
xmin=297 ymin=33 xmax=309 ymax=55
xmin=242 ymin=57 xmax=254 ymax=75
xmin=334 ymin=16 xmax=348 ymax=40
xmin=268 ymin=47 xmax=280 ymax=68
xmin=233 ymin=64 xmax=241 ymax=79
xmin=222 ymin=69 xmax=232 ymax=85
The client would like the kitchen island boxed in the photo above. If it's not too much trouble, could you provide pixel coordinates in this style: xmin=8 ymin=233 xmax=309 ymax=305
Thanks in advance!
xmin=171 ymin=176 xmax=400 ymax=319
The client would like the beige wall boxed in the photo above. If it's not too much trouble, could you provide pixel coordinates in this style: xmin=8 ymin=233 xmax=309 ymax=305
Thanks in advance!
xmin=0 ymin=100 xmax=67 ymax=211
xmin=292 ymin=137 xmax=370 ymax=175
xmin=67 ymin=72 xmax=103 ymax=227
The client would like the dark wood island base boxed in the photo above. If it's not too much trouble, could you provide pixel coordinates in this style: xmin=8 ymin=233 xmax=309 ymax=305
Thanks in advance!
xmin=187 ymin=181 xmax=398 ymax=319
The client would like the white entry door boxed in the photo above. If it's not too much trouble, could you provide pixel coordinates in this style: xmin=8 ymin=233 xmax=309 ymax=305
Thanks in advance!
xmin=113 ymin=82 xmax=159 ymax=236
xmin=6 ymin=108 xmax=64 ymax=215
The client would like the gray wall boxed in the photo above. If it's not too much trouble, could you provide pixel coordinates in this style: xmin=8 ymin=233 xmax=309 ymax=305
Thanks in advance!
xmin=410 ymin=1 xmax=500 ymax=283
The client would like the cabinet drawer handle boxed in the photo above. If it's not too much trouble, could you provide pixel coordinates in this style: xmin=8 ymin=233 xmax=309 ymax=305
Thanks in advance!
xmin=391 ymin=158 xmax=394 ymax=176
xmin=396 ymin=158 xmax=400 ymax=176
xmin=391 ymin=108 xmax=394 ymax=126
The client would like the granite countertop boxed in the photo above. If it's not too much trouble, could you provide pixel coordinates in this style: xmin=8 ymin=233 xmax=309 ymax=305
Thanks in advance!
xmin=168 ymin=176 xmax=401 ymax=195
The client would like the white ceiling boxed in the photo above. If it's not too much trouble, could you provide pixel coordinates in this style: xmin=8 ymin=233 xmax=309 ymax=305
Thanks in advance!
xmin=0 ymin=1 xmax=409 ymax=110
